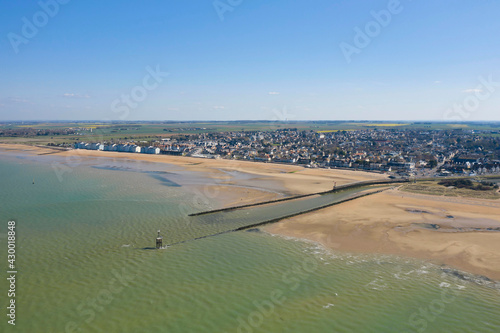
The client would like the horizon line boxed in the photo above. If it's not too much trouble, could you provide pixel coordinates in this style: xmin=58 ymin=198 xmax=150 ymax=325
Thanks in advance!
xmin=2 ymin=120 xmax=500 ymax=123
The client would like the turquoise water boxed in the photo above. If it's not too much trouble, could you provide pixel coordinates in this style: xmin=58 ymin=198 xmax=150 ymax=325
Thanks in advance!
xmin=0 ymin=151 xmax=499 ymax=333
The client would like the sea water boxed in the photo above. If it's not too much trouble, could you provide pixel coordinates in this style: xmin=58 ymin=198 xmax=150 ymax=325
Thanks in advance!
xmin=0 ymin=152 xmax=499 ymax=333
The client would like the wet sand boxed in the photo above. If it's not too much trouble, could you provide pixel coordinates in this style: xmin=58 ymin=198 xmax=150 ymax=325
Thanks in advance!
xmin=0 ymin=144 xmax=385 ymax=197
xmin=266 ymin=189 xmax=500 ymax=280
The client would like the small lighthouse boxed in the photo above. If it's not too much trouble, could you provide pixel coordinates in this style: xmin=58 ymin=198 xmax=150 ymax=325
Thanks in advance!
xmin=156 ymin=230 xmax=163 ymax=249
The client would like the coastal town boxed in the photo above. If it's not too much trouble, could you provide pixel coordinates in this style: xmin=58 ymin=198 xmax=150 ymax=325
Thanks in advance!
xmin=3 ymin=1 xmax=500 ymax=331
xmin=72 ymin=127 xmax=500 ymax=178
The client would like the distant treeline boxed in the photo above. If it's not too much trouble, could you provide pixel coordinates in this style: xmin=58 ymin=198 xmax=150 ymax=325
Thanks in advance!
xmin=0 ymin=128 xmax=77 ymax=137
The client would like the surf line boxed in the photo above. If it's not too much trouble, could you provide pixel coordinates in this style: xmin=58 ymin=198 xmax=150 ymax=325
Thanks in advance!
xmin=166 ymin=188 xmax=389 ymax=247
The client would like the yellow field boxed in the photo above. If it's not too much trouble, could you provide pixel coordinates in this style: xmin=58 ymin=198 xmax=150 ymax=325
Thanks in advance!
xmin=358 ymin=123 xmax=410 ymax=127
xmin=16 ymin=123 xmax=111 ymax=129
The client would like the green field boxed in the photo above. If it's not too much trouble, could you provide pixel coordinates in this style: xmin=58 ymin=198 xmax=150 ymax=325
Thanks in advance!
xmin=401 ymin=180 xmax=500 ymax=200
xmin=1 ymin=121 xmax=500 ymax=146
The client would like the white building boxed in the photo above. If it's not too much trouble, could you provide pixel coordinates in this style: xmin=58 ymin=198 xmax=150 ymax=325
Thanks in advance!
xmin=145 ymin=147 xmax=160 ymax=154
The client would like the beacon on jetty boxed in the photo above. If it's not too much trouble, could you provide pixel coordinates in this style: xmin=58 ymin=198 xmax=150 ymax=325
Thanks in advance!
xmin=156 ymin=230 xmax=163 ymax=249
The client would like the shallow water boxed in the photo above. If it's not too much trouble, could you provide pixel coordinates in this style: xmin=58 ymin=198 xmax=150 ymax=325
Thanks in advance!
xmin=0 ymin=152 xmax=499 ymax=333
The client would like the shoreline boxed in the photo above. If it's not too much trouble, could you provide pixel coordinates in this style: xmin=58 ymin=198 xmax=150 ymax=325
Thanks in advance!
xmin=2 ymin=143 xmax=500 ymax=280
xmin=0 ymin=143 xmax=386 ymax=196
xmin=266 ymin=189 xmax=500 ymax=281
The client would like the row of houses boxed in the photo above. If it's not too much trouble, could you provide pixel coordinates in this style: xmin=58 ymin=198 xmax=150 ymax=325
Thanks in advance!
xmin=74 ymin=142 xmax=160 ymax=154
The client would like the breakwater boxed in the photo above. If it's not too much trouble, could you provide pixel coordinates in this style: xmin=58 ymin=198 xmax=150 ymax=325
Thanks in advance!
xmin=169 ymin=187 xmax=389 ymax=246
xmin=188 ymin=178 xmax=408 ymax=216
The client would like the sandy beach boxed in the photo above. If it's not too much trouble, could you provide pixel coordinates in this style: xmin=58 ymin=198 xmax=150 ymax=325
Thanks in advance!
xmin=0 ymin=143 xmax=385 ymax=195
xmin=2 ymin=143 xmax=500 ymax=280
xmin=267 ymin=189 xmax=500 ymax=280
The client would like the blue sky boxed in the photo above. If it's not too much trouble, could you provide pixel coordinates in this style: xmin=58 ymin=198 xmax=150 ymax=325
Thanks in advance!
xmin=1 ymin=0 xmax=499 ymax=121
